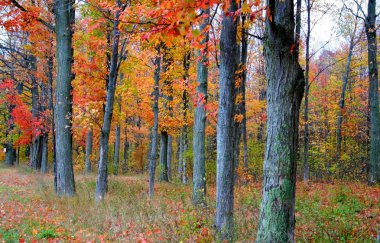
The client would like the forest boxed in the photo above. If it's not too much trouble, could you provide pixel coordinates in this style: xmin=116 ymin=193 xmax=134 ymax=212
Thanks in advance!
xmin=0 ymin=0 xmax=379 ymax=241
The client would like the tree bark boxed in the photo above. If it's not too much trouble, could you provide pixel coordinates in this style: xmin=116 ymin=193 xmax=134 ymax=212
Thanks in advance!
xmin=180 ymin=127 xmax=188 ymax=184
xmin=366 ymin=0 xmax=380 ymax=184
xmin=148 ymin=48 xmax=160 ymax=198
xmin=303 ymin=0 xmax=311 ymax=182
xmin=95 ymin=2 xmax=124 ymax=202
xmin=256 ymin=0 xmax=305 ymax=241
xmin=177 ymin=135 xmax=182 ymax=180
xmin=113 ymin=97 xmax=121 ymax=175
xmin=122 ymin=119 xmax=129 ymax=173
xmin=167 ymin=135 xmax=173 ymax=180
xmin=47 ymin=55 xmax=57 ymax=190
xmin=85 ymin=128 xmax=93 ymax=173
xmin=40 ymin=134 xmax=48 ymax=173
xmin=4 ymin=144 xmax=15 ymax=166
xmin=29 ymin=54 xmax=43 ymax=170
xmin=192 ymin=7 xmax=209 ymax=207
xmin=159 ymin=44 xmax=172 ymax=182
xmin=159 ymin=131 xmax=169 ymax=181
xmin=54 ymin=0 xmax=76 ymax=196
xmin=215 ymin=1 xmax=238 ymax=240
xmin=337 ymin=20 xmax=359 ymax=159
xmin=241 ymin=12 xmax=249 ymax=171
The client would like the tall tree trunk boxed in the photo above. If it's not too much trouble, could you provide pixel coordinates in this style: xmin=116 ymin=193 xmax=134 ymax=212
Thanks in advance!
xmin=366 ymin=0 xmax=380 ymax=184
xmin=257 ymin=60 xmax=267 ymax=142
xmin=159 ymin=44 xmax=172 ymax=182
xmin=16 ymin=145 xmax=20 ymax=166
xmin=337 ymin=21 xmax=358 ymax=159
xmin=179 ymin=49 xmax=190 ymax=184
xmin=167 ymin=135 xmax=172 ymax=180
xmin=148 ymin=48 xmax=160 ymax=198
xmin=192 ymin=7 xmax=209 ymax=207
xmin=180 ymin=127 xmax=188 ymax=184
xmin=54 ymin=0 xmax=76 ymax=196
xmin=113 ymin=97 xmax=121 ymax=175
xmin=85 ymin=128 xmax=93 ymax=173
xmin=159 ymin=131 xmax=169 ymax=181
xmin=41 ymin=134 xmax=48 ymax=173
xmin=40 ymin=66 xmax=49 ymax=174
xmin=177 ymin=135 xmax=182 ymax=180
xmin=241 ymin=12 xmax=249 ymax=171
xmin=122 ymin=119 xmax=129 ymax=173
xmin=256 ymin=0 xmax=305 ymax=241
xmin=95 ymin=2 xmax=124 ymax=202
xmin=29 ymin=54 xmax=43 ymax=170
xmin=113 ymin=124 xmax=120 ymax=175
xmin=303 ymin=0 xmax=311 ymax=182
xmin=47 ymin=55 xmax=57 ymax=190
xmin=4 ymin=143 xmax=15 ymax=166
xmin=233 ymin=15 xmax=242 ymax=182
xmin=215 ymin=1 xmax=238 ymax=240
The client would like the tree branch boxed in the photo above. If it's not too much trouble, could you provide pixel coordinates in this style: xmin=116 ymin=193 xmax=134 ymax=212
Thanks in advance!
xmin=10 ymin=0 xmax=55 ymax=32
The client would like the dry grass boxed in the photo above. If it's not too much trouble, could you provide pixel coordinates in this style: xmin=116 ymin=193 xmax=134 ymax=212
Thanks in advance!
xmin=0 ymin=166 xmax=379 ymax=242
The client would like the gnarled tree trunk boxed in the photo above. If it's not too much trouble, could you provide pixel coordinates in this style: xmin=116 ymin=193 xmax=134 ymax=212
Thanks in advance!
xmin=256 ymin=0 xmax=305 ymax=241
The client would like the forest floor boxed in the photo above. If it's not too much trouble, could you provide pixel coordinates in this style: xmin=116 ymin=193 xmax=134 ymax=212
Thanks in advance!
xmin=0 ymin=167 xmax=379 ymax=242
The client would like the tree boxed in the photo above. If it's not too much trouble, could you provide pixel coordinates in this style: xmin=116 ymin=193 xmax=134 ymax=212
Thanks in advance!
xmin=256 ymin=0 xmax=305 ymax=241
xmin=192 ymin=7 xmax=210 ymax=206
xmin=365 ymin=0 xmax=380 ymax=184
xmin=215 ymin=1 xmax=238 ymax=240
xmin=337 ymin=10 xmax=361 ymax=159
xmin=54 ymin=0 xmax=76 ymax=196
xmin=303 ymin=0 xmax=311 ymax=181
xmin=85 ymin=128 xmax=93 ymax=173
xmin=95 ymin=0 xmax=128 ymax=202
xmin=346 ymin=0 xmax=380 ymax=184
xmin=148 ymin=46 xmax=161 ymax=198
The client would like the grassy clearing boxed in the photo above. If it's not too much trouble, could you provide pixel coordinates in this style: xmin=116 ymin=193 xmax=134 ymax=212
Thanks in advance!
xmin=0 ymin=167 xmax=379 ymax=242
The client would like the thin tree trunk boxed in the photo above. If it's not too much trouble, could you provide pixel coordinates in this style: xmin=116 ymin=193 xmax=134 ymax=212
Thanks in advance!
xmin=16 ymin=145 xmax=20 ymax=166
xmin=303 ymin=0 xmax=311 ymax=182
xmin=159 ymin=44 xmax=172 ymax=182
xmin=337 ymin=21 xmax=359 ymax=159
xmin=54 ymin=0 xmax=76 ymax=196
xmin=167 ymin=135 xmax=172 ymax=180
xmin=181 ymin=127 xmax=188 ymax=184
xmin=256 ymin=0 xmax=305 ymax=241
xmin=215 ymin=1 xmax=238 ymax=240
xmin=178 ymin=49 xmax=191 ymax=184
xmin=122 ymin=119 xmax=129 ymax=173
xmin=95 ymin=2 xmax=124 ymax=201
xmin=159 ymin=131 xmax=169 ymax=181
xmin=366 ymin=0 xmax=380 ymax=184
xmin=41 ymin=134 xmax=48 ymax=173
xmin=29 ymin=54 xmax=43 ymax=170
xmin=113 ymin=97 xmax=121 ymax=175
xmin=192 ymin=7 xmax=209 ymax=207
xmin=85 ymin=128 xmax=93 ymax=173
xmin=148 ymin=48 xmax=160 ymax=198
xmin=241 ymin=12 xmax=249 ymax=171
xmin=177 ymin=135 xmax=182 ymax=180
xmin=47 ymin=55 xmax=57 ymax=190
